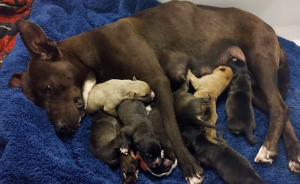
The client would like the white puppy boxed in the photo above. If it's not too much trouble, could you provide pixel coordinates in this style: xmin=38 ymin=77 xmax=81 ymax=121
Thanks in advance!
xmin=86 ymin=77 xmax=155 ymax=116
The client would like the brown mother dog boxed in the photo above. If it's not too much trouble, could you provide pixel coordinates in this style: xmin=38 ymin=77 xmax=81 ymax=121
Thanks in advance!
xmin=8 ymin=1 xmax=300 ymax=183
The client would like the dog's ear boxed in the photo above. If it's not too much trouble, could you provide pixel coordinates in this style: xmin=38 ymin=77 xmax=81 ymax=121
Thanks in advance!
xmin=16 ymin=19 xmax=59 ymax=61
xmin=132 ymin=76 xmax=137 ymax=81
xmin=9 ymin=72 xmax=24 ymax=88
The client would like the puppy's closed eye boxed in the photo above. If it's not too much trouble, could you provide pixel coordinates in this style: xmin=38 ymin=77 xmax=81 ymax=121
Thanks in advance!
xmin=220 ymin=68 xmax=226 ymax=72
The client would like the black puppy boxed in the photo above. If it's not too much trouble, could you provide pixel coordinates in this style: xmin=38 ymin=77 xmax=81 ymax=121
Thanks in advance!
xmin=173 ymin=78 xmax=214 ymax=128
xmin=89 ymin=110 xmax=121 ymax=165
xmin=181 ymin=125 xmax=266 ymax=184
xmin=118 ymin=99 xmax=163 ymax=169
xmin=146 ymin=103 xmax=178 ymax=176
xmin=226 ymin=59 xmax=257 ymax=145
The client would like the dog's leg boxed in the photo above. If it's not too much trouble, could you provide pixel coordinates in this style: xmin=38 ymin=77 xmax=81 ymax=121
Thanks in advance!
xmin=253 ymin=89 xmax=300 ymax=172
xmin=248 ymin=49 xmax=289 ymax=164
xmin=146 ymin=75 xmax=204 ymax=184
xmin=283 ymin=119 xmax=300 ymax=172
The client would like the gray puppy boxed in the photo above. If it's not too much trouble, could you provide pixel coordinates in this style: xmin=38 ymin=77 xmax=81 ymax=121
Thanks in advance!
xmin=226 ymin=59 xmax=257 ymax=145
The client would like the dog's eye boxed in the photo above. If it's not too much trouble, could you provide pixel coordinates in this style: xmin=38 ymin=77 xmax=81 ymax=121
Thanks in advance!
xmin=45 ymin=85 xmax=52 ymax=93
xmin=75 ymin=97 xmax=84 ymax=109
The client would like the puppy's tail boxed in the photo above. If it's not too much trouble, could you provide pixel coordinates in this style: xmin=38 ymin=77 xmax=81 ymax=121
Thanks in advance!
xmin=244 ymin=128 xmax=257 ymax=146
xmin=191 ymin=116 xmax=218 ymax=129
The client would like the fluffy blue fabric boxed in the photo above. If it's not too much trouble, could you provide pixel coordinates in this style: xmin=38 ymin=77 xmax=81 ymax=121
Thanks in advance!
xmin=0 ymin=0 xmax=300 ymax=183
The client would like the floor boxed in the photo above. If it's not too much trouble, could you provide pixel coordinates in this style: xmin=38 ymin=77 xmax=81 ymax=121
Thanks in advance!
xmin=274 ymin=25 xmax=300 ymax=46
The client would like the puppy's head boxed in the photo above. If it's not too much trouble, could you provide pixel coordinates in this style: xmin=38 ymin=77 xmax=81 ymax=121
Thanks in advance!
xmin=134 ymin=135 xmax=162 ymax=169
xmin=213 ymin=66 xmax=233 ymax=82
xmin=128 ymin=78 xmax=155 ymax=102
xmin=228 ymin=59 xmax=248 ymax=78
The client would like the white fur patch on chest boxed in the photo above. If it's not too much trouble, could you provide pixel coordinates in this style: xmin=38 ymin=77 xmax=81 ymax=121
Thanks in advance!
xmin=82 ymin=72 xmax=96 ymax=110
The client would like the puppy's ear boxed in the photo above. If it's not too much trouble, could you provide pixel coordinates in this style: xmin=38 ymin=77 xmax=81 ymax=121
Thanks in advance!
xmin=9 ymin=72 xmax=24 ymax=88
xmin=128 ymin=91 xmax=136 ymax=98
xmin=133 ymin=76 xmax=137 ymax=81
xmin=16 ymin=19 xmax=59 ymax=61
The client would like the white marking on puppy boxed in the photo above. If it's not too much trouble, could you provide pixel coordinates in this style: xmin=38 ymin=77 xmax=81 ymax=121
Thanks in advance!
xmin=135 ymin=170 xmax=139 ymax=178
xmin=120 ymin=148 xmax=129 ymax=155
xmin=254 ymin=146 xmax=275 ymax=164
xmin=145 ymin=105 xmax=152 ymax=115
xmin=148 ymin=159 xmax=178 ymax=177
xmin=161 ymin=150 xmax=165 ymax=158
xmin=187 ymin=176 xmax=204 ymax=184
xmin=82 ymin=72 xmax=96 ymax=110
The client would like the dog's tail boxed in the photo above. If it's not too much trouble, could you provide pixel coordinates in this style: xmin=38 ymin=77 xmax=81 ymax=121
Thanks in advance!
xmin=244 ymin=128 xmax=257 ymax=146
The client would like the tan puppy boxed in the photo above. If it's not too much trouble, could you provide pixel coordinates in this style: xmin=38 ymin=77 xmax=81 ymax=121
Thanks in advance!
xmin=86 ymin=77 xmax=155 ymax=116
xmin=188 ymin=66 xmax=233 ymax=144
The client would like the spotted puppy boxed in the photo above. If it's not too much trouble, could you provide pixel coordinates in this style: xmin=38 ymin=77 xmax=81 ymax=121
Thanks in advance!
xmin=86 ymin=77 xmax=155 ymax=116
xmin=117 ymin=99 xmax=163 ymax=170
xmin=226 ymin=59 xmax=257 ymax=145
xmin=188 ymin=66 xmax=233 ymax=143
xmin=181 ymin=125 xmax=266 ymax=184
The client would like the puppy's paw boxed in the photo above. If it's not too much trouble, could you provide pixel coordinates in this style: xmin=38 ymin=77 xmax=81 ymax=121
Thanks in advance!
xmin=122 ymin=170 xmax=139 ymax=184
xmin=287 ymin=144 xmax=300 ymax=173
xmin=254 ymin=146 xmax=277 ymax=164
xmin=120 ymin=148 xmax=129 ymax=155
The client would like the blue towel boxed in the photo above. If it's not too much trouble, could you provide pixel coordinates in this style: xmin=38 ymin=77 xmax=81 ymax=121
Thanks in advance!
xmin=0 ymin=0 xmax=300 ymax=183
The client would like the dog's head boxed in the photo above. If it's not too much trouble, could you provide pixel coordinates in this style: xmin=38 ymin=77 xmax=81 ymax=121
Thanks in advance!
xmin=128 ymin=77 xmax=155 ymax=102
xmin=9 ymin=19 xmax=90 ymax=133
xmin=134 ymin=135 xmax=162 ymax=169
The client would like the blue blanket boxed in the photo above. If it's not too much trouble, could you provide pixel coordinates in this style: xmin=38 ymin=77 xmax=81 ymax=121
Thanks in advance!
xmin=0 ymin=0 xmax=300 ymax=183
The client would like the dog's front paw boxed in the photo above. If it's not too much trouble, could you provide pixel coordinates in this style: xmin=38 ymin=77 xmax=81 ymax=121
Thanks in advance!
xmin=178 ymin=153 xmax=204 ymax=184
xmin=254 ymin=146 xmax=277 ymax=164
xmin=287 ymin=143 xmax=300 ymax=173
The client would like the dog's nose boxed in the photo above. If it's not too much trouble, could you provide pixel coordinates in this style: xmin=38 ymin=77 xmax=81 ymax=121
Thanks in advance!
xmin=57 ymin=119 xmax=67 ymax=133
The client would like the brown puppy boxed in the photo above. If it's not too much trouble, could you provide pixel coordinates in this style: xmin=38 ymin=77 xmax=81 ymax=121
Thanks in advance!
xmin=120 ymin=153 xmax=139 ymax=184
xmin=226 ymin=59 xmax=257 ymax=145
xmin=188 ymin=66 xmax=233 ymax=144
xmin=87 ymin=77 xmax=155 ymax=116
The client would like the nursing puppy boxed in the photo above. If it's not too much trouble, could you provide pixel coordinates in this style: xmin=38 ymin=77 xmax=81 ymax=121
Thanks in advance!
xmin=181 ymin=125 xmax=266 ymax=184
xmin=117 ymin=99 xmax=163 ymax=169
xmin=86 ymin=77 xmax=155 ymax=116
xmin=89 ymin=110 xmax=121 ymax=166
xmin=187 ymin=66 xmax=233 ymax=144
xmin=173 ymin=78 xmax=215 ymax=129
xmin=146 ymin=103 xmax=178 ymax=177
xmin=226 ymin=59 xmax=257 ymax=145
